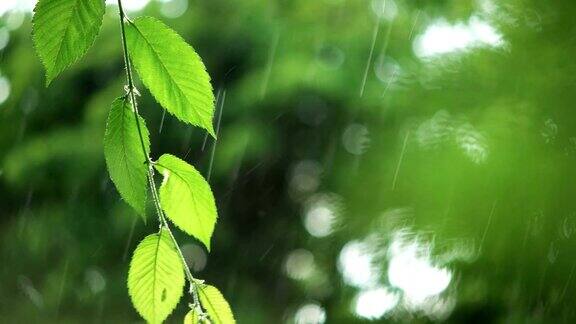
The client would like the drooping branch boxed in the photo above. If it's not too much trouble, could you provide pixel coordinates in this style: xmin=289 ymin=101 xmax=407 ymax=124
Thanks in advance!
xmin=116 ymin=0 xmax=205 ymax=314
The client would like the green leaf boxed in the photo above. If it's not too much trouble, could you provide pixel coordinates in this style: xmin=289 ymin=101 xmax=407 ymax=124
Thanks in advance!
xmin=32 ymin=0 xmax=105 ymax=85
xmin=183 ymin=309 xmax=200 ymax=324
xmin=104 ymin=97 xmax=150 ymax=218
xmin=128 ymin=229 xmax=185 ymax=324
xmin=154 ymin=154 xmax=217 ymax=250
xmin=125 ymin=17 xmax=216 ymax=137
xmin=198 ymin=285 xmax=235 ymax=324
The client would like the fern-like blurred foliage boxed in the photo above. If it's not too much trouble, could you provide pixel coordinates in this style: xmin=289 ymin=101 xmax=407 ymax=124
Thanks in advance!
xmin=2 ymin=0 xmax=576 ymax=322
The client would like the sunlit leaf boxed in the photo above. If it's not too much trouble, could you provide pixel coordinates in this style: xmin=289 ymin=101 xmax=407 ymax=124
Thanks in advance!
xmin=154 ymin=154 xmax=217 ymax=250
xmin=128 ymin=229 xmax=185 ymax=324
xmin=198 ymin=285 xmax=235 ymax=324
xmin=104 ymin=97 xmax=150 ymax=218
xmin=32 ymin=0 xmax=105 ymax=85
xmin=125 ymin=17 xmax=216 ymax=136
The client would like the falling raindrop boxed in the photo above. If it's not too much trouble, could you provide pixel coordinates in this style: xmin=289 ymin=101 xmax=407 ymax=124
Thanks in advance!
xmin=478 ymin=200 xmax=497 ymax=252
xmin=207 ymin=89 xmax=226 ymax=182
xmin=391 ymin=131 xmax=410 ymax=190
xmin=260 ymin=30 xmax=280 ymax=99
xmin=122 ymin=216 xmax=138 ymax=262
xmin=359 ymin=19 xmax=380 ymax=97
xmin=560 ymin=262 xmax=576 ymax=301
xmin=158 ymin=109 xmax=167 ymax=134
xmin=55 ymin=260 xmax=69 ymax=316
xmin=408 ymin=10 xmax=422 ymax=40
xmin=17 ymin=275 xmax=44 ymax=309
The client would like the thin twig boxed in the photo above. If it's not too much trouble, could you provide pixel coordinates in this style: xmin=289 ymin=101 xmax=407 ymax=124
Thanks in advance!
xmin=207 ymin=89 xmax=225 ymax=182
xmin=117 ymin=0 xmax=148 ymax=165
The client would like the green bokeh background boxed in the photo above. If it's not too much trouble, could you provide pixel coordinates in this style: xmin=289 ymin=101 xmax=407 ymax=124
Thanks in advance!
xmin=2 ymin=0 xmax=576 ymax=322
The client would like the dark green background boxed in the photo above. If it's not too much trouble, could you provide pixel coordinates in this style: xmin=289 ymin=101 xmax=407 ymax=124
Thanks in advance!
xmin=1 ymin=0 xmax=576 ymax=322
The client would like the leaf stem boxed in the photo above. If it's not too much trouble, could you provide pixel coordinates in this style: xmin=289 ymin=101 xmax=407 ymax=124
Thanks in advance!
xmin=117 ymin=0 xmax=205 ymax=315
xmin=117 ymin=0 xmax=148 ymax=165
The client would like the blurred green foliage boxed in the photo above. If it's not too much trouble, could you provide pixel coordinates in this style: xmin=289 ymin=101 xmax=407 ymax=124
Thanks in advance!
xmin=2 ymin=0 xmax=576 ymax=322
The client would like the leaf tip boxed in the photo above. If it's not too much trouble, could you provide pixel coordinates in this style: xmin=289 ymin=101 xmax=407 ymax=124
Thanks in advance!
xmin=138 ymin=210 xmax=147 ymax=224
xmin=207 ymin=124 xmax=217 ymax=140
xmin=44 ymin=74 xmax=54 ymax=87
xmin=44 ymin=67 xmax=60 ymax=87
xmin=202 ymin=238 xmax=211 ymax=252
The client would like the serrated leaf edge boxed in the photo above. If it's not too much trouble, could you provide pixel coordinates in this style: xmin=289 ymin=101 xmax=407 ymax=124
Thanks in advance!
xmin=126 ymin=16 xmax=216 ymax=137
xmin=32 ymin=0 xmax=106 ymax=86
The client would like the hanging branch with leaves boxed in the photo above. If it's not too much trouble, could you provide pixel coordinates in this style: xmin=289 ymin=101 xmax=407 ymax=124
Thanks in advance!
xmin=32 ymin=0 xmax=234 ymax=322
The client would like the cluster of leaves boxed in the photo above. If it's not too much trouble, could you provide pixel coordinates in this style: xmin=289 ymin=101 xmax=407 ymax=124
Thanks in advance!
xmin=31 ymin=0 xmax=234 ymax=322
